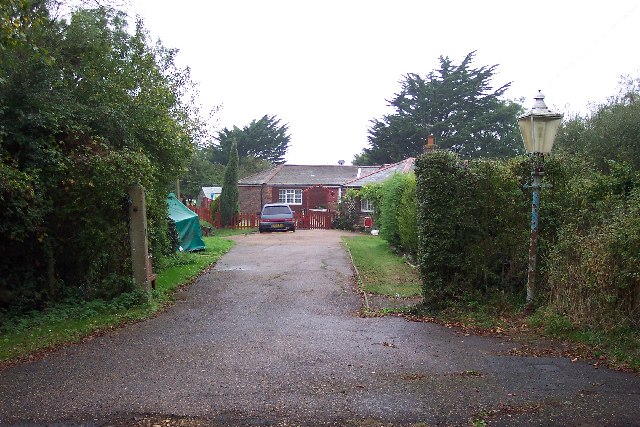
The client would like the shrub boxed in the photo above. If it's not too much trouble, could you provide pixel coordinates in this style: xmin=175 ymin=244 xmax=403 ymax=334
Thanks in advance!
xmin=545 ymin=163 xmax=640 ymax=329
xmin=378 ymin=173 xmax=406 ymax=247
xmin=414 ymin=151 xmax=529 ymax=308
xmin=335 ymin=190 xmax=359 ymax=231
xmin=397 ymin=173 xmax=418 ymax=258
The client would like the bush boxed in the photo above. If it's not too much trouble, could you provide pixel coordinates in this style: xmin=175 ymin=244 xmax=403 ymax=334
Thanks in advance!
xmin=397 ymin=173 xmax=418 ymax=258
xmin=378 ymin=173 xmax=407 ymax=247
xmin=545 ymin=165 xmax=640 ymax=329
xmin=335 ymin=190 xmax=359 ymax=231
xmin=414 ymin=151 xmax=529 ymax=308
xmin=414 ymin=148 xmax=640 ymax=329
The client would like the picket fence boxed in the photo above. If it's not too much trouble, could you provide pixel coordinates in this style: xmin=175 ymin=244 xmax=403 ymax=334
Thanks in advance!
xmin=187 ymin=206 xmax=336 ymax=230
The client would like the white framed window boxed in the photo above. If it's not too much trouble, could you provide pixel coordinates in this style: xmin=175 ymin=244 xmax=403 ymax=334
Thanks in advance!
xmin=279 ymin=189 xmax=302 ymax=204
xmin=361 ymin=199 xmax=374 ymax=212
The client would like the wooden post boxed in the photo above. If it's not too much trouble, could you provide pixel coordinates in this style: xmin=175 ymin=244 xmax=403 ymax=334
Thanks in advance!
xmin=128 ymin=183 xmax=151 ymax=292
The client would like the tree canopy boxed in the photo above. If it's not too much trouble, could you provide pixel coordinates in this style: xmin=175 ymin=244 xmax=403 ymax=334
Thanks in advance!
xmin=354 ymin=52 xmax=523 ymax=165
xmin=211 ymin=115 xmax=290 ymax=165
xmin=555 ymin=75 xmax=640 ymax=171
xmin=1 ymin=3 xmax=199 ymax=308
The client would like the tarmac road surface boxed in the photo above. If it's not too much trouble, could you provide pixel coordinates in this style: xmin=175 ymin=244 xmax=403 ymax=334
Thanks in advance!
xmin=0 ymin=230 xmax=639 ymax=426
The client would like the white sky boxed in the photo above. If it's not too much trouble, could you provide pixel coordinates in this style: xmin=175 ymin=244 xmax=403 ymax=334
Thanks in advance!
xmin=126 ymin=0 xmax=640 ymax=165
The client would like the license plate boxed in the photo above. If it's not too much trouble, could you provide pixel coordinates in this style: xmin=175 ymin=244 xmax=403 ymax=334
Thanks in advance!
xmin=272 ymin=223 xmax=284 ymax=228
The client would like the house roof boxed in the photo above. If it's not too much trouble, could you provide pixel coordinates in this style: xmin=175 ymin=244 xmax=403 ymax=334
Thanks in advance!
xmin=239 ymin=164 xmax=380 ymax=187
xmin=344 ymin=158 xmax=415 ymax=188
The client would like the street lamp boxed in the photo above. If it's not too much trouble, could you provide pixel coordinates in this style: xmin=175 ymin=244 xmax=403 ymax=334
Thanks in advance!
xmin=518 ymin=91 xmax=563 ymax=310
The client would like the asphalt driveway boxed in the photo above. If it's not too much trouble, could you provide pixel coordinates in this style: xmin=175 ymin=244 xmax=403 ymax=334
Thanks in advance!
xmin=0 ymin=230 xmax=638 ymax=426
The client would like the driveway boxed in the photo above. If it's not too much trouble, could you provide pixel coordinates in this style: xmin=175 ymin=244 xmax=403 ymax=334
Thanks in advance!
xmin=0 ymin=230 xmax=638 ymax=426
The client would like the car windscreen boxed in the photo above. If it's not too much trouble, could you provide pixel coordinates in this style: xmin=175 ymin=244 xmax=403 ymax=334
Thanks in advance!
xmin=263 ymin=206 xmax=291 ymax=215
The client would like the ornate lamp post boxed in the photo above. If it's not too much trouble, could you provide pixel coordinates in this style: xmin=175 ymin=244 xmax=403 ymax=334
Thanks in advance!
xmin=518 ymin=91 xmax=563 ymax=309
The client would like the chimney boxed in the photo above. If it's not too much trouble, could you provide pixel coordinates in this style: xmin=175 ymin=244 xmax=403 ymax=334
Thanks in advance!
xmin=424 ymin=134 xmax=437 ymax=153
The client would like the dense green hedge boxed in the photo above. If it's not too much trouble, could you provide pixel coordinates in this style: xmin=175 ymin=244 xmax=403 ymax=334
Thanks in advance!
xmin=414 ymin=151 xmax=529 ymax=308
xmin=0 ymin=6 xmax=196 ymax=311
xmin=543 ymin=159 xmax=640 ymax=329
xmin=414 ymin=150 xmax=640 ymax=328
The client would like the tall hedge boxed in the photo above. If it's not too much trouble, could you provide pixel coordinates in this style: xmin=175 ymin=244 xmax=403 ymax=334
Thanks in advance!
xmin=396 ymin=173 xmax=418 ymax=258
xmin=378 ymin=173 xmax=407 ymax=246
xmin=543 ymin=158 xmax=640 ymax=329
xmin=414 ymin=151 xmax=529 ymax=308
xmin=415 ymin=149 xmax=640 ymax=327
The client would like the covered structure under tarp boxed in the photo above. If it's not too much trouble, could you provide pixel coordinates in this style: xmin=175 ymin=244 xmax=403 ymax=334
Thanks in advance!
xmin=167 ymin=192 xmax=206 ymax=252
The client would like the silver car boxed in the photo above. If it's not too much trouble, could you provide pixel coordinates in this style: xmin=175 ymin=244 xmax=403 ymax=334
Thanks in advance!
xmin=259 ymin=203 xmax=296 ymax=232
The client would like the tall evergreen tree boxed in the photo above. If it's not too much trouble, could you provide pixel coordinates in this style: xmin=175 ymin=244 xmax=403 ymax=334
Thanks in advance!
xmin=219 ymin=140 xmax=240 ymax=227
xmin=355 ymin=52 xmax=523 ymax=164
xmin=212 ymin=115 xmax=290 ymax=165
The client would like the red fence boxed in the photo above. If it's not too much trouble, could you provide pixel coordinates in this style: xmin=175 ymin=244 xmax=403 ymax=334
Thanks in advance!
xmin=204 ymin=211 xmax=259 ymax=229
xmin=188 ymin=206 xmax=336 ymax=230
xmin=188 ymin=206 xmax=212 ymax=223
xmin=295 ymin=210 xmax=337 ymax=230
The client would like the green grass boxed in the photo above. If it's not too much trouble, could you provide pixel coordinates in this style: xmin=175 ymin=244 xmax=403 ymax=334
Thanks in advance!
xmin=527 ymin=308 xmax=640 ymax=371
xmin=342 ymin=235 xmax=421 ymax=297
xmin=344 ymin=235 xmax=639 ymax=372
xmin=0 ymin=236 xmax=234 ymax=365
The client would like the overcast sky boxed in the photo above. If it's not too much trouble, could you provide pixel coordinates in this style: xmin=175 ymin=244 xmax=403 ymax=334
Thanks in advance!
xmin=126 ymin=0 xmax=640 ymax=165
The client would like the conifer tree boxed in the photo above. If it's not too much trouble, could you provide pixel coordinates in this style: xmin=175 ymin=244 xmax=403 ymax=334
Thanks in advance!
xmin=219 ymin=140 xmax=240 ymax=227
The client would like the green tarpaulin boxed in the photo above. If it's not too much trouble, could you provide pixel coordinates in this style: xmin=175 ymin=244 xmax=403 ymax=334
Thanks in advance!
xmin=167 ymin=193 xmax=206 ymax=252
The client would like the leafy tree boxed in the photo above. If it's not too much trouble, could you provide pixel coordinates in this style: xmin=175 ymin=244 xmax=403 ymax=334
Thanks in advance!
xmin=178 ymin=148 xmax=272 ymax=199
xmin=211 ymin=114 xmax=290 ymax=165
xmin=178 ymin=149 xmax=225 ymax=198
xmin=0 ymin=5 xmax=197 ymax=308
xmin=238 ymin=156 xmax=275 ymax=179
xmin=556 ymin=75 xmax=640 ymax=171
xmin=219 ymin=140 xmax=240 ymax=227
xmin=355 ymin=52 xmax=523 ymax=164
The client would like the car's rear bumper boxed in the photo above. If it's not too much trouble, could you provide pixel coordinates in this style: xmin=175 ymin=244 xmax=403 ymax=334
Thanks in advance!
xmin=259 ymin=221 xmax=296 ymax=231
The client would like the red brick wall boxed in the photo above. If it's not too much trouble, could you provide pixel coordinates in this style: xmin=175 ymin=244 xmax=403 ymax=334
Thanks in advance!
xmin=239 ymin=185 xmax=273 ymax=214
xmin=267 ymin=186 xmax=341 ymax=212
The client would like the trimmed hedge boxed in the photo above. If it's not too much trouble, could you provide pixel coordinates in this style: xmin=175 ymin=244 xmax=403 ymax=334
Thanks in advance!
xmin=415 ymin=151 xmax=529 ymax=308
xmin=414 ymin=150 xmax=640 ymax=328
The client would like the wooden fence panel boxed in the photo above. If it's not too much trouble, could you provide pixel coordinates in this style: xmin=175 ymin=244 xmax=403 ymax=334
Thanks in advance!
xmin=295 ymin=211 xmax=337 ymax=230
xmin=233 ymin=213 xmax=259 ymax=229
xmin=187 ymin=206 xmax=212 ymax=224
xmin=192 ymin=210 xmax=336 ymax=230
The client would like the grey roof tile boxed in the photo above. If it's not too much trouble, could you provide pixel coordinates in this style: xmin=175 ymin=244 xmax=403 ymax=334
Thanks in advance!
xmin=344 ymin=158 xmax=415 ymax=187
xmin=239 ymin=164 xmax=381 ymax=186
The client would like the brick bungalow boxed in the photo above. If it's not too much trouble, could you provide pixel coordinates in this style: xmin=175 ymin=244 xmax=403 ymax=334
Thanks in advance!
xmin=238 ymin=158 xmax=415 ymax=219
xmin=238 ymin=164 xmax=379 ymax=214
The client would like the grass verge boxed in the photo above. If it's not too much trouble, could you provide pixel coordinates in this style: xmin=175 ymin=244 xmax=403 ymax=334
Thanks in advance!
xmin=0 ymin=235 xmax=234 ymax=366
xmin=342 ymin=235 xmax=421 ymax=297
xmin=345 ymin=235 xmax=639 ymax=372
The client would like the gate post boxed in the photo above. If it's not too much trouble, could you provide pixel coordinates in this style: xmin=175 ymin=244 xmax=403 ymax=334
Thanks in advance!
xmin=128 ymin=183 xmax=151 ymax=292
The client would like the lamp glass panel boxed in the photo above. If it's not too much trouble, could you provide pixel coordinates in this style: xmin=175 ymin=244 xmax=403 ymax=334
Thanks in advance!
xmin=519 ymin=116 xmax=562 ymax=154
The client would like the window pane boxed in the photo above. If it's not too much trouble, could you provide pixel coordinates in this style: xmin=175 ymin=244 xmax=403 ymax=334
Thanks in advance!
xmin=278 ymin=189 xmax=302 ymax=204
